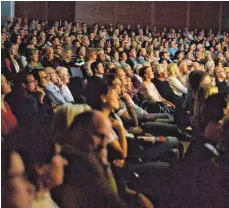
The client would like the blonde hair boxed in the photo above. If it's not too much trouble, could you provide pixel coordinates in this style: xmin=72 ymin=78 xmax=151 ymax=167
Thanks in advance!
xmin=167 ymin=63 xmax=179 ymax=77
xmin=192 ymin=84 xmax=218 ymax=128
xmin=56 ymin=66 xmax=68 ymax=77
xmin=154 ymin=64 xmax=164 ymax=77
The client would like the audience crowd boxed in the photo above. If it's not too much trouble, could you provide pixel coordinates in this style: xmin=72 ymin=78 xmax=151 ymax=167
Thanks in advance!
xmin=1 ymin=17 xmax=229 ymax=208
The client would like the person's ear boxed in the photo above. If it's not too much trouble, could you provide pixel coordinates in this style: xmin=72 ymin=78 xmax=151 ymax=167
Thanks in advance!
xmin=101 ymin=95 xmax=107 ymax=103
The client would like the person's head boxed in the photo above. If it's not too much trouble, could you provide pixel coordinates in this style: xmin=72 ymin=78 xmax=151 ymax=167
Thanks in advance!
xmin=178 ymin=60 xmax=188 ymax=75
xmin=97 ymin=48 xmax=105 ymax=62
xmin=27 ymin=49 xmax=39 ymax=63
xmin=18 ymin=137 xmax=68 ymax=191
xmin=68 ymin=110 xmax=112 ymax=153
xmin=39 ymin=31 xmax=46 ymax=42
xmin=87 ymin=48 xmax=97 ymax=61
xmin=189 ymin=70 xmax=211 ymax=94
xmin=29 ymin=36 xmax=37 ymax=46
xmin=56 ymin=67 xmax=70 ymax=85
xmin=113 ymin=51 xmax=119 ymax=61
xmin=43 ymin=47 xmax=54 ymax=61
xmin=2 ymin=149 xmax=35 ymax=208
xmin=77 ymin=46 xmax=86 ymax=57
xmin=44 ymin=67 xmax=58 ymax=84
xmin=54 ymin=45 xmax=63 ymax=57
xmin=215 ymin=66 xmax=226 ymax=81
xmin=21 ymin=73 xmax=37 ymax=93
xmin=115 ymin=67 xmax=127 ymax=86
xmin=139 ymin=66 xmax=154 ymax=81
xmin=154 ymin=64 xmax=167 ymax=80
xmin=33 ymin=70 xmax=49 ymax=88
xmin=190 ymin=61 xmax=200 ymax=71
xmin=91 ymin=61 xmax=104 ymax=76
xmin=1 ymin=74 xmax=12 ymax=96
xmin=123 ymin=64 xmax=133 ymax=78
xmin=224 ymin=67 xmax=229 ymax=80
xmin=51 ymin=104 xmax=91 ymax=143
xmin=63 ymin=49 xmax=72 ymax=62
xmin=205 ymin=60 xmax=215 ymax=74
xmin=167 ymin=63 xmax=180 ymax=78
xmin=8 ymin=43 xmax=18 ymax=56
xmin=203 ymin=93 xmax=228 ymax=126
xmin=120 ymin=51 xmax=127 ymax=61
xmin=129 ymin=48 xmax=137 ymax=59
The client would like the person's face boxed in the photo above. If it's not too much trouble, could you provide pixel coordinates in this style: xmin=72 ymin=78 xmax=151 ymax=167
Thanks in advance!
xmin=10 ymin=45 xmax=18 ymax=56
xmin=121 ymin=52 xmax=127 ymax=61
xmin=7 ymin=152 xmax=34 ymax=208
xmin=65 ymin=37 xmax=71 ymax=45
xmin=141 ymin=49 xmax=146 ymax=56
xmin=92 ymin=112 xmax=112 ymax=149
xmin=38 ymin=71 xmax=49 ymax=87
xmin=98 ymin=52 xmax=105 ymax=61
xmin=126 ymin=67 xmax=133 ymax=78
xmin=209 ymin=64 xmax=215 ymax=73
xmin=114 ymin=52 xmax=119 ymax=61
xmin=118 ymin=69 xmax=127 ymax=86
xmin=96 ymin=63 xmax=104 ymax=74
xmin=90 ymin=52 xmax=97 ymax=61
xmin=31 ymin=37 xmax=37 ymax=46
xmin=162 ymin=60 xmax=168 ymax=72
xmin=54 ymin=38 xmax=60 ymax=46
xmin=40 ymin=32 xmax=46 ymax=41
xmin=139 ymin=29 xmax=143 ymax=35
xmin=55 ymin=46 xmax=63 ymax=56
xmin=31 ymin=51 xmax=39 ymax=62
xmin=47 ymin=145 xmax=68 ymax=187
xmin=61 ymin=70 xmax=70 ymax=84
xmin=48 ymin=48 xmax=54 ymax=60
xmin=1 ymin=75 xmax=11 ymax=95
xmin=217 ymin=67 xmax=226 ymax=79
xmin=25 ymin=75 xmax=37 ymax=92
xmin=180 ymin=61 xmax=188 ymax=74
xmin=130 ymin=49 xmax=137 ymax=59
xmin=104 ymin=88 xmax=120 ymax=111
xmin=145 ymin=67 xmax=154 ymax=80
xmin=79 ymin=47 xmax=86 ymax=56
xmin=126 ymin=77 xmax=133 ymax=90
xmin=112 ymin=78 xmax=122 ymax=96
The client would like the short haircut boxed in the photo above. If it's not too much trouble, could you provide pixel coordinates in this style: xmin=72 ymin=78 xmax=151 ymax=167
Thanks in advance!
xmin=139 ymin=66 xmax=150 ymax=79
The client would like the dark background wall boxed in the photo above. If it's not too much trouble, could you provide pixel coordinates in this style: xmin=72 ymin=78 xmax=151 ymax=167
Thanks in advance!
xmin=14 ymin=1 xmax=229 ymax=31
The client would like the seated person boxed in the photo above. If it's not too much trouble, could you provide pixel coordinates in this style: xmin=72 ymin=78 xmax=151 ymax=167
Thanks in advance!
xmin=215 ymin=66 xmax=229 ymax=93
xmin=1 ymin=74 xmax=18 ymax=137
xmin=56 ymin=67 xmax=74 ymax=103
xmin=152 ymin=64 xmax=183 ymax=107
xmin=24 ymin=49 xmax=44 ymax=72
xmin=33 ymin=68 xmax=67 ymax=106
xmin=138 ymin=66 xmax=176 ymax=112
xmin=9 ymin=73 xmax=53 ymax=125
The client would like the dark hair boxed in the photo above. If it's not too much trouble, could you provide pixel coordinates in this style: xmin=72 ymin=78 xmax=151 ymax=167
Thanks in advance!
xmin=139 ymin=66 xmax=150 ymax=79
xmin=68 ymin=111 xmax=95 ymax=152
xmin=189 ymin=70 xmax=209 ymax=94
xmin=203 ymin=93 xmax=228 ymax=125
xmin=91 ymin=61 xmax=102 ymax=74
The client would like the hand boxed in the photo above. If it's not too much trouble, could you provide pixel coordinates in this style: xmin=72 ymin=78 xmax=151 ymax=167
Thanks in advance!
xmin=97 ymin=147 xmax=109 ymax=166
xmin=113 ymin=159 xmax=125 ymax=168
xmin=167 ymin=102 xmax=176 ymax=109
xmin=111 ymin=119 xmax=122 ymax=130
xmin=137 ymin=193 xmax=154 ymax=208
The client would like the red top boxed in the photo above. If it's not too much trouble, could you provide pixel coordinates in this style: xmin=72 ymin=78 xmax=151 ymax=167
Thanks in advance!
xmin=1 ymin=101 xmax=18 ymax=137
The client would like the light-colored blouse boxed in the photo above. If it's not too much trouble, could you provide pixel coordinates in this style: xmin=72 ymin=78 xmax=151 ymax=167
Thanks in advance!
xmin=166 ymin=76 xmax=187 ymax=97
